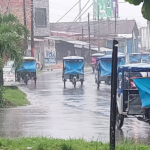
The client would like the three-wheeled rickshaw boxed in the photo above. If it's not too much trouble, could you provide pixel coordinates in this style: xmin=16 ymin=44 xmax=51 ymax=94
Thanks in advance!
xmin=129 ymin=53 xmax=141 ymax=64
xmin=62 ymin=56 xmax=84 ymax=88
xmin=95 ymin=54 xmax=125 ymax=89
xmin=16 ymin=57 xmax=37 ymax=85
xmin=91 ymin=53 xmax=105 ymax=73
xmin=141 ymin=53 xmax=149 ymax=63
xmin=116 ymin=63 xmax=150 ymax=129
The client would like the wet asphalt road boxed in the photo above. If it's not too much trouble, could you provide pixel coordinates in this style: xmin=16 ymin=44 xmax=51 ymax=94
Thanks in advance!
xmin=0 ymin=68 xmax=150 ymax=142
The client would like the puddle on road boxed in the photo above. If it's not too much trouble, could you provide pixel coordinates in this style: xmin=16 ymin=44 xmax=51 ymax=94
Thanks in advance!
xmin=0 ymin=70 xmax=150 ymax=143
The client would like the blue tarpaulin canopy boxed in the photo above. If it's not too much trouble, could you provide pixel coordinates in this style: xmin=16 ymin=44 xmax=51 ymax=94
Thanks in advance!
xmin=134 ymin=78 xmax=150 ymax=108
xmin=142 ymin=54 xmax=149 ymax=62
xmin=99 ymin=55 xmax=125 ymax=76
xmin=64 ymin=61 xmax=84 ymax=74
xmin=129 ymin=55 xmax=139 ymax=63
xmin=118 ymin=63 xmax=150 ymax=72
xmin=18 ymin=61 xmax=36 ymax=72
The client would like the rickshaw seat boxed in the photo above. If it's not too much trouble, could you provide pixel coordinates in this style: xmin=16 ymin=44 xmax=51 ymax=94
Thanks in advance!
xmin=123 ymin=89 xmax=139 ymax=95
xmin=123 ymin=89 xmax=143 ymax=115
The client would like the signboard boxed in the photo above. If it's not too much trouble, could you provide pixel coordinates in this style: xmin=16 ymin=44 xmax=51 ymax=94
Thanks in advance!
xmin=93 ymin=0 xmax=118 ymax=19
xmin=44 ymin=39 xmax=56 ymax=67
xmin=112 ymin=0 xmax=118 ymax=18
xmin=3 ymin=61 xmax=16 ymax=86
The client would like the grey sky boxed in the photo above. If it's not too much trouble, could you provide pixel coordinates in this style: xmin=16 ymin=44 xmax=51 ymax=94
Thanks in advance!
xmin=49 ymin=0 xmax=147 ymax=27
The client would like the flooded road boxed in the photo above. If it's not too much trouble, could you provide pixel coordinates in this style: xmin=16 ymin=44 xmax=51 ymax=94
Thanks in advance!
xmin=0 ymin=68 xmax=150 ymax=142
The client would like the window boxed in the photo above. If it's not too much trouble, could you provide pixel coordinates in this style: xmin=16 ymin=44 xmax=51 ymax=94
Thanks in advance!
xmin=35 ymin=8 xmax=47 ymax=27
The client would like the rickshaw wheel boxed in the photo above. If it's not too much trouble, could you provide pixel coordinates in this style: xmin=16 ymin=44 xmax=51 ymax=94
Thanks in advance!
xmin=34 ymin=79 xmax=36 ymax=85
xmin=64 ymin=80 xmax=66 ymax=88
xmin=97 ymin=83 xmax=100 ymax=89
xmin=81 ymin=80 xmax=83 ymax=86
xmin=116 ymin=108 xmax=124 ymax=129
xmin=25 ymin=80 xmax=28 ymax=85
xmin=74 ymin=81 xmax=76 ymax=88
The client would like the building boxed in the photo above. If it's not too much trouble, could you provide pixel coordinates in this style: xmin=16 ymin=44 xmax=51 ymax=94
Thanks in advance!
xmin=50 ymin=19 xmax=139 ymax=54
xmin=139 ymin=21 xmax=150 ymax=51
xmin=0 ymin=0 xmax=49 ymax=37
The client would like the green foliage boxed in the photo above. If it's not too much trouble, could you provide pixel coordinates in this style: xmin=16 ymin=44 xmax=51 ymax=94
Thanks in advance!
xmin=125 ymin=0 xmax=143 ymax=5
xmin=0 ymin=57 xmax=3 ymax=70
xmin=125 ymin=0 xmax=150 ymax=21
xmin=0 ymin=138 xmax=149 ymax=150
xmin=0 ymin=85 xmax=4 ymax=108
xmin=3 ymin=87 xmax=29 ymax=107
xmin=0 ymin=13 xmax=28 ymax=68
xmin=0 ymin=13 xmax=28 ymax=107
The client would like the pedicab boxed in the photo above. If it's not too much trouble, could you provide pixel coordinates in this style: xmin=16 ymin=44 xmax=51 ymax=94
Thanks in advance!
xmin=116 ymin=63 xmax=150 ymax=129
xmin=91 ymin=53 xmax=105 ymax=73
xmin=62 ymin=56 xmax=84 ymax=88
xmin=129 ymin=53 xmax=141 ymax=64
xmin=141 ymin=53 xmax=149 ymax=63
xmin=95 ymin=54 xmax=125 ymax=89
xmin=16 ymin=57 xmax=37 ymax=85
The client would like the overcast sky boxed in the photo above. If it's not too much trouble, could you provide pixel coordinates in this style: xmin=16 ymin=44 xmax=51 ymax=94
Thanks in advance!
xmin=49 ymin=0 xmax=147 ymax=27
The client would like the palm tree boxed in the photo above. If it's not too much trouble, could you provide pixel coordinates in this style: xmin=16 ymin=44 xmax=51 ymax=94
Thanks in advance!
xmin=0 ymin=13 xmax=28 ymax=70
xmin=0 ymin=13 xmax=28 ymax=105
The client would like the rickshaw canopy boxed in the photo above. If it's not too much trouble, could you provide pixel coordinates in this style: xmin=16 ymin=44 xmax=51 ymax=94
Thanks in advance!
xmin=63 ymin=56 xmax=84 ymax=61
xmin=92 ymin=53 xmax=105 ymax=57
xmin=18 ymin=61 xmax=36 ymax=72
xmin=98 ymin=55 xmax=125 ymax=76
xmin=18 ymin=57 xmax=36 ymax=72
xmin=23 ymin=57 xmax=36 ymax=61
xmin=129 ymin=53 xmax=141 ymax=63
xmin=63 ymin=56 xmax=84 ymax=75
xmin=134 ymin=78 xmax=150 ymax=108
xmin=118 ymin=63 xmax=150 ymax=73
xmin=142 ymin=53 xmax=149 ymax=62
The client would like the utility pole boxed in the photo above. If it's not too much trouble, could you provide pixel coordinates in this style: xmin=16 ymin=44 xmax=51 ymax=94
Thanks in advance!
xmin=82 ymin=27 xmax=83 ymax=40
xmin=110 ymin=40 xmax=118 ymax=150
xmin=23 ymin=0 xmax=28 ymax=56
xmin=79 ymin=0 xmax=81 ymax=22
xmin=132 ymin=29 xmax=134 ymax=53
xmin=23 ymin=0 xmax=26 ymax=26
xmin=31 ymin=0 xmax=34 ymax=57
xmin=88 ymin=13 xmax=91 ymax=63
xmin=98 ymin=4 xmax=100 ymax=52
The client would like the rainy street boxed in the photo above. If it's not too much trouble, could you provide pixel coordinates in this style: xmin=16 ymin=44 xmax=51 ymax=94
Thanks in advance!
xmin=0 ymin=68 xmax=150 ymax=142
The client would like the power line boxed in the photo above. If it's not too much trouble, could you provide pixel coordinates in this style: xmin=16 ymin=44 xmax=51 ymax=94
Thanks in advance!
xmin=74 ymin=3 xmax=93 ymax=22
xmin=73 ymin=0 xmax=90 ymax=22
xmin=50 ymin=1 xmax=79 ymax=10
xmin=56 ymin=0 xmax=80 ymax=23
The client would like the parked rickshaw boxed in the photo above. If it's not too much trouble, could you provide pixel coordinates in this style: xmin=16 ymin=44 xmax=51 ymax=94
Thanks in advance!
xmin=141 ymin=53 xmax=149 ymax=63
xmin=116 ymin=63 xmax=150 ymax=129
xmin=95 ymin=54 xmax=125 ymax=89
xmin=16 ymin=57 xmax=37 ymax=85
xmin=62 ymin=56 xmax=84 ymax=88
xmin=91 ymin=53 xmax=105 ymax=73
xmin=129 ymin=53 xmax=141 ymax=64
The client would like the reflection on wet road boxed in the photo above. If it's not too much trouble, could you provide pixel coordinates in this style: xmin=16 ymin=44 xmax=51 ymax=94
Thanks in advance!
xmin=0 ymin=69 xmax=150 ymax=142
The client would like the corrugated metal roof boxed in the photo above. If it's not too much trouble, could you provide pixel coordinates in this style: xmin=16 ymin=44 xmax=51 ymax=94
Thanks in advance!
xmin=44 ymin=37 xmax=90 ymax=46
xmin=50 ymin=20 xmax=139 ymax=36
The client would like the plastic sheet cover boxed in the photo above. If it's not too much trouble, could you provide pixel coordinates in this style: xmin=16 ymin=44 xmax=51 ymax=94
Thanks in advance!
xmin=129 ymin=55 xmax=139 ymax=63
xmin=134 ymin=78 xmax=150 ymax=108
xmin=142 ymin=55 xmax=149 ymax=62
xmin=18 ymin=61 xmax=36 ymax=72
xmin=64 ymin=61 xmax=84 ymax=74
xmin=100 ymin=59 xmax=125 ymax=76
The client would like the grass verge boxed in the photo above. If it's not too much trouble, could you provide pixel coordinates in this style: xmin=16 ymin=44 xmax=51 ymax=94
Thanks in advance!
xmin=3 ymin=87 xmax=29 ymax=107
xmin=0 ymin=138 xmax=149 ymax=150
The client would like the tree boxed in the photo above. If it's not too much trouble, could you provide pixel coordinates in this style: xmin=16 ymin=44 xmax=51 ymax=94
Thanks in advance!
xmin=0 ymin=13 xmax=28 ymax=68
xmin=125 ymin=0 xmax=150 ymax=21
xmin=0 ymin=13 xmax=28 ymax=106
